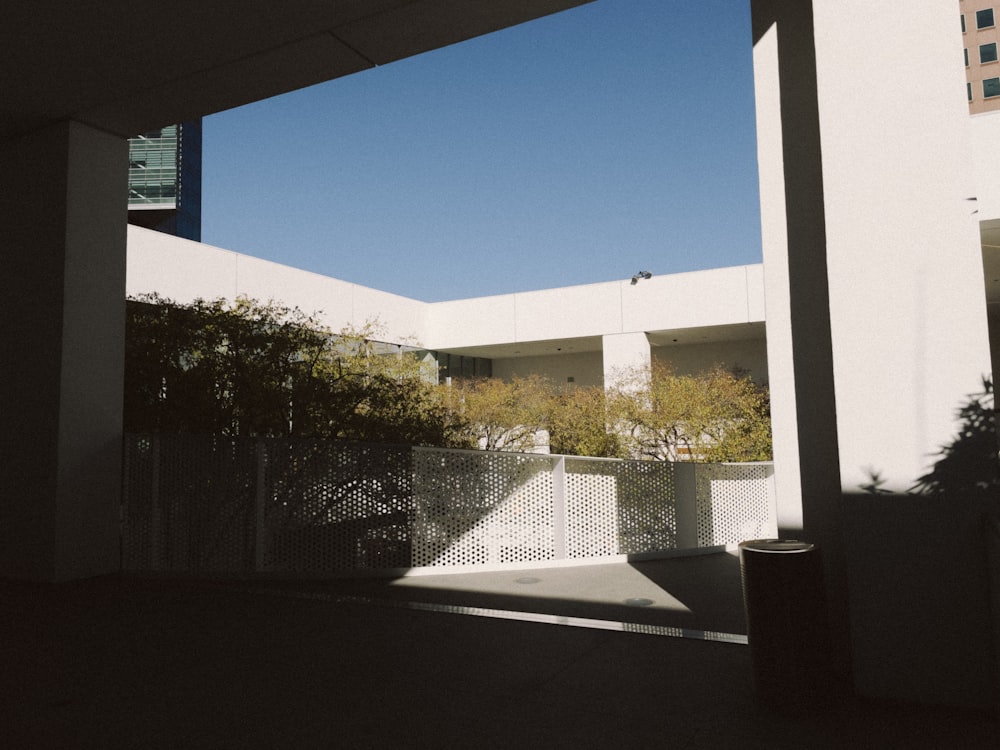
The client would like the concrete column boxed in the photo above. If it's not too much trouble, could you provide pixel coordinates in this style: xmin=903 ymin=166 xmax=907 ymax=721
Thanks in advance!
xmin=601 ymin=331 xmax=651 ymax=391
xmin=751 ymin=0 xmax=996 ymax=706
xmin=0 ymin=121 xmax=127 ymax=581
xmin=751 ymin=17 xmax=804 ymax=538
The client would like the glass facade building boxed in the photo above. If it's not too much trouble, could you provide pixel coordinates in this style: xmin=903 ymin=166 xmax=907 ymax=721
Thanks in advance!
xmin=127 ymin=120 xmax=202 ymax=241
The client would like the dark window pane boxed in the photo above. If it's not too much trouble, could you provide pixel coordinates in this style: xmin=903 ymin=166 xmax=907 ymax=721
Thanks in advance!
xmin=966 ymin=48 xmax=971 ymax=66
xmin=969 ymin=82 xmax=974 ymax=101
xmin=983 ymin=77 xmax=1000 ymax=98
xmin=982 ymin=43 xmax=998 ymax=63
xmin=977 ymin=8 xmax=994 ymax=29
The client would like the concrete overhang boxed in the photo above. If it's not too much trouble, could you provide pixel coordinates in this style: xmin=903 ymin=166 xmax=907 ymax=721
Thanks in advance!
xmin=437 ymin=335 xmax=606 ymax=360
xmin=424 ymin=265 xmax=766 ymax=359
xmin=1 ymin=0 xmax=593 ymax=141
xmin=437 ymin=322 xmax=767 ymax=361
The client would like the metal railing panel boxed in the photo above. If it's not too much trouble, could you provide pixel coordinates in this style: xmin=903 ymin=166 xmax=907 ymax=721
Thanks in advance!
xmin=122 ymin=435 xmax=776 ymax=575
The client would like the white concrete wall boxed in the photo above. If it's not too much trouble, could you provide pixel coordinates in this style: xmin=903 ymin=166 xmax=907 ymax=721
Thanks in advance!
xmin=425 ymin=265 xmax=765 ymax=350
xmin=421 ymin=293 xmax=519 ymax=349
xmin=603 ymin=332 xmax=651 ymax=391
xmin=512 ymin=283 xmax=625 ymax=342
xmin=812 ymin=1 xmax=989 ymax=494
xmin=756 ymin=0 xmax=991 ymax=515
xmin=754 ymin=0 xmax=998 ymax=709
xmin=753 ymin=17 xmax=802 ymax=533
xmin=811 ymin=0 xmax=995 ymax=709
xmin=492 ymin=351 xmax=605 ymax=388
xmin=128 ymin=228 xmax=769 ymax=402
xmin=130 ymin=226 xmax=767 ymax=364
xmin=653 ymin=338 xmax=769 ymax=383
xmin=970 ymin=111 xmax=1000 ymax=222
xmin=127 ymin=226 xmax=429 ymax=344
xmin=491 ymin=339 xmax=768 ymax=390
xmin=622 ymin=266 xmax=766 ymax=333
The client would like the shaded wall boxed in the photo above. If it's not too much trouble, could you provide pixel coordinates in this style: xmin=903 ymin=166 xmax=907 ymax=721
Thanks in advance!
xmin=0 ymin=122 xmax=126 ymax=580
xmin=752 ymin=0 xmax=997 ymax=707
xmin=653 ymin=338 xmax=768 ymax=383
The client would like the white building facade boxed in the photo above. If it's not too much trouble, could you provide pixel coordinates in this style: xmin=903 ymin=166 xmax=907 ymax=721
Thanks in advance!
xmin=7 ymin=0 xmax=1000 ymax=711
xmin=127 ymin=225 xmax=769 ymax=393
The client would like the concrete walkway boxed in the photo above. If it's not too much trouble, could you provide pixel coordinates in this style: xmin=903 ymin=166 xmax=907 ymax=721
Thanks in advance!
xmin=241 ymin=550 xmax=748 ymax=637
xmin=2 ymin=555 xmax=997 ymax=748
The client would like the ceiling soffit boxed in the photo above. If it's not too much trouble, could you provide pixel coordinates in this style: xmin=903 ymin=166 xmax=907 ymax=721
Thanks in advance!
xmin=1 ymin=1 xmax=593 ymax=140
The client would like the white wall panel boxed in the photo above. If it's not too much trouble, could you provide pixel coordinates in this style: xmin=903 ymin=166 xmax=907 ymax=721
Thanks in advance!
xmin=424 ymin=294 xmax=518 ymax=349
xmin=970 ymin=112 xmax=1000 ymax=222
xmin=653 ymin=339 xmax=769 ymax=383
xmin=127 ymin=226 xmax=239 ymax=303
xmin=128 ymin=227 xmax=428 ymax=343
xmin=492 ymin=351 xmax=605 ymax=387
xmin=513 ymin=282 xmax=623 ymax=341
xmin=622 ymin=267 xmax=762 ymax=332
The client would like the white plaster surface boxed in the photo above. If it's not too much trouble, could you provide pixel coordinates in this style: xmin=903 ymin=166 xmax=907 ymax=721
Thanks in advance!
xmin=127 ymin=226 xmax=428 ymax=343
xmin=492 ymin=351 xmax=605 ymax=388
xmin=129 ymin=228 xmax=766 ymax=360
xmin=602 ymin=332 xmax=651 ymax=391
xmin=753 ymin=20 xmax=802 ymax=532
xmin=654 ymin=338 xmax=768 ymax=383
xmin=813 ymin=0 xmax=991 ymax=492
xmin=970 ymin=112 xmax=1000 ymax=223
xmin=423 ymin=293 xmax=519 ymax=349
xmin=622 ymin=267 xmax=763 ymax=332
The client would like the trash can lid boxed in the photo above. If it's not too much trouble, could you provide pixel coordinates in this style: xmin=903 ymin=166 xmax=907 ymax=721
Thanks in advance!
xmin=739 ymin=539 xmax=816 ymax=553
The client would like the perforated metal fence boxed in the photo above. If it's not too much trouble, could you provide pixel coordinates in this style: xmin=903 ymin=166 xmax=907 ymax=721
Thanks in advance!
xmin=122 ymin=435 xmax=258 ymax=573
xmin=693 ymin=462 xmax=776 ymax=546
xmin=563 ymin=458 xmax=677 ymax=558
xmin=122 ymin=435 xmax=776 ymax=575
xmin=412 ymin=448 xmax=556 ymax=567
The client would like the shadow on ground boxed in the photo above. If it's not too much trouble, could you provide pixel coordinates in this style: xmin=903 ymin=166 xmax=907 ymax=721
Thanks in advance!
xmin=231 ymin=552 xmax=747 ymax=634
xmin=2 ymin=573 xmax=997 ymax=749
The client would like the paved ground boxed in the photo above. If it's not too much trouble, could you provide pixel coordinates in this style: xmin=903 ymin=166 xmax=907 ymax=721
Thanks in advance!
xmin=242 ymin=550 xmax=749 ymax=635
xmin=2 ymin=554 xmax=997 ymax=748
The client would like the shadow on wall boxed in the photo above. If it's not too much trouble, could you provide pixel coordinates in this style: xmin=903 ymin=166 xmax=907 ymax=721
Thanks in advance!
xmin=861 ymin=377 xmax=1000 ymax=500
xmin=848 ymin=378 xmax=1000 ymax=709
xmin=122 ymin=436 xmax=540 ymax=574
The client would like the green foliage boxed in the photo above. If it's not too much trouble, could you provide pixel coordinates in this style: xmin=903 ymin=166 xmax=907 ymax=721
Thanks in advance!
xmin=609 ymin=362 xmax=772 ymax=462
xmin=444 ymin=375 xmax=551 ymax=452
xmin=441 ymin=364 xmax=769 ymax=462
xmin=910 ymin=377 xmax=1000 ymax=499
xmin=448 ymin=376 xmax=625 ymax=457
xmin=126 ymin=295 xmax=772 ymax=462
xmin=124 ymin=295 xmax=466 ymax=447
xmin=548 ymin=386 xmax=627 ymax=458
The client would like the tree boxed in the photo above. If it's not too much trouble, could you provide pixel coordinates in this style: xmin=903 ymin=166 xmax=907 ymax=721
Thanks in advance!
xmin=127 ymin=295 xmax=772 ymax=462
xmin=548 ymin=385 xmax=626 ymax=458
xmin=444 ymin=375 xmax=551 ymax=452
xmin=125 ymin=294 xmax=328 ymax=435
xmin=610 ymin=362 xmax=772 ymax=462
xmin=436 ymin=364 xmax=771 ymax=462
xmin=124 ymin=294 xmax=467 ymax=447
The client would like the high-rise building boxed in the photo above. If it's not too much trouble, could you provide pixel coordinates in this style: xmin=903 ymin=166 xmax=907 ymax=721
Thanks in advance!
xmin=961 ymin=3 xmax=1000 ymax=113
xmin=127 ymin=120 xmax=202 ymax=241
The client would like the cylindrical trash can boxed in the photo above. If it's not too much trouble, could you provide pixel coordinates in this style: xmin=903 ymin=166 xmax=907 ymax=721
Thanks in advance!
xmin=739 ymin=539 xmax=831 ymax=710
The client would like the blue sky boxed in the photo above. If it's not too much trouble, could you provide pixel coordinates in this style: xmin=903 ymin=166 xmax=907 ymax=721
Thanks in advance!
xmin=201 ymin=0 xmax=760 ymax=302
